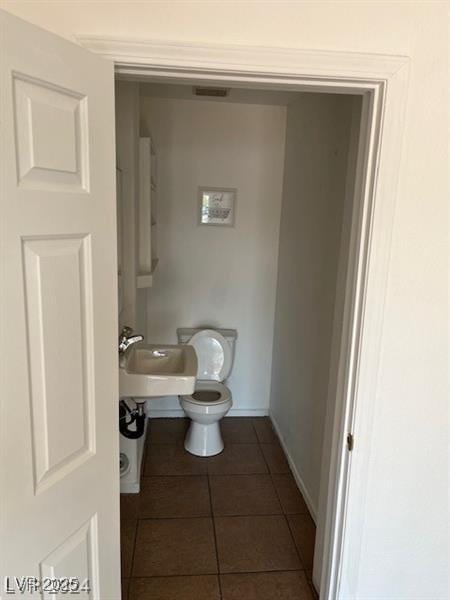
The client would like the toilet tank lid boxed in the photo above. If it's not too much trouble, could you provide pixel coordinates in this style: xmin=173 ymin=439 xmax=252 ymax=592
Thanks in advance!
xmin=177 ymin=327 xmax=237 ymax=342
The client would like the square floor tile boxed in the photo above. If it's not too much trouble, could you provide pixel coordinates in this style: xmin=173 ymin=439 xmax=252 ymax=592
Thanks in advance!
xmin=132 ymin=518 xmax=217 ymax=576
xmin=260 ymin=443 xmax=291 ymax=474
xmin=137 ymin=476 xmax=210 ymax=518
xmin=129 ymin=576 xmax=221 ymax=600
xmin=210 ymin=474 xmax=281 ymax=516
xmin=272 ymin=474 xmax=309 ymax=514
xmin=221 ymin=417 xmax=258 ymax=443
xmin=120 ymin=519 xmax=137 ymax=578
xmin=287 ymin=514 xmax=316 ymax=570
xmin=148 ymin=418 xmax=189 ymax=444
xmin=215 ymin=515 xmax=300 ymax=573
xmin=207 ymin=444 xmax=268 ymax=475
xmin=144 ymin=444 xmax=208 ymax=476
xmin=221 ymin=571 xmax=313 ymax=600
xmin=252 ymin=417 xmax=278 ymax=443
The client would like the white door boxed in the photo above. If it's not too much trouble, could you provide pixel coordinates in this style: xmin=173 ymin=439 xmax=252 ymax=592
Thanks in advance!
xmin=0 ymin=10 xmax=120 ymax=599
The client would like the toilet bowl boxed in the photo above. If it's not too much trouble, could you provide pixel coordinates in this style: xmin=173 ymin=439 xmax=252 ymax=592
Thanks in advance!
xmin=178 ymin=328 xmax=237 ymax=457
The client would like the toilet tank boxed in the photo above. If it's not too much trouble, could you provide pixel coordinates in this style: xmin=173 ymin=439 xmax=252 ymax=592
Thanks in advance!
xmin=177 ymin=327 xmax=237 ymax=358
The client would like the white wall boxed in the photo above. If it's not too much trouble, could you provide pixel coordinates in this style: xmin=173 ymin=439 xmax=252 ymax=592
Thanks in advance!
xmin=270 ymin=93 xmax=356 ymax=517
xmin=4 ymin=3 xmax=447 ymax=598
xmin=140 ymin=97 xmax=286 ymax=415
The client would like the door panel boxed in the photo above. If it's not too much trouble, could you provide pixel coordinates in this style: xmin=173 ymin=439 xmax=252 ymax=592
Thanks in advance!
xmin=40 ymin=517 xmax=98 ymax=599
xmin=0 ymin=10 xmax=120 ymax=599
xmin=22 ymin=235 xmax=95 ymax=493
xmin=13 ymin=73 xmax=89 ymax=191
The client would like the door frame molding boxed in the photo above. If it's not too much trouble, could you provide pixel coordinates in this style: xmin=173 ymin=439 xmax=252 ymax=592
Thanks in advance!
xmin=77 ymin=36 xmax=410 ymax=599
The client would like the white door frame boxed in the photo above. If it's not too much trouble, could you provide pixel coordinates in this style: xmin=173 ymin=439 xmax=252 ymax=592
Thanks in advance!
xmin=78 ymin=36 xmax=409 ymax=599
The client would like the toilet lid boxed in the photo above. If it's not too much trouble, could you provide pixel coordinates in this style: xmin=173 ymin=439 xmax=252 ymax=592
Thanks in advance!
xmin=189 ymin=329 xmax=232 ymax=382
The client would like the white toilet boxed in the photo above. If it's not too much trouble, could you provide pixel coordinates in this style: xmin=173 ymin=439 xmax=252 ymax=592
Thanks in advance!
xmin=177 ymin=327 xmax=237 ymax=456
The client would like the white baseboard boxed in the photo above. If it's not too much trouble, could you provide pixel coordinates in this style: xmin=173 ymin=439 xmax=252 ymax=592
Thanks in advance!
xmin=229 ymin=408 xmax=269 ymax=417
xmin=146 ymin=408 xmax=185 ymax=418
xmin=270 ymin=413 xmax=318 ymax=523
xmin=146 ymin=408 xmax=269 ymax=418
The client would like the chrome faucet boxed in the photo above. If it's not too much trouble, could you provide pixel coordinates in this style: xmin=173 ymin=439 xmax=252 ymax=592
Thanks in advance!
xmin=118 ymin=326 xmax=144 ymax=355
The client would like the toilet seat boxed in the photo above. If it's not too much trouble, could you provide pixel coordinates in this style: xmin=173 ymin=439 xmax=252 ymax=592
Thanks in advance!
xmin=181 ymin=381 xmax=231 ymax=407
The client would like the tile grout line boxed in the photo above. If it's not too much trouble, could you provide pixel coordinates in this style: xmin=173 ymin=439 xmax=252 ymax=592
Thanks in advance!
xmin=139 ymin=418 xmax=152 ymax=476
xmin=127 ymin=518 xmax=140 ymax=586
xmin=269 ymin=470 xmax=286 ymax=515
xmin=207 ymin=473 xmax=223 ymax=600
xmin=147 ymin=442 xmax=260 ymax=445
xmin=141 ymin=471 xmax=275 ymax=478
xmin=135 ymin=511 xmax=287 ymax=521
xmin=285 ymin=509 xmax=307 ymax=570
xmin=122 ymin=578 xmax=129 ymax=600
xmin=125 ymin=567 xmax=308 ymax=580
xmin=124 ymin=421 xmax=151 ymax=597
xmin=251 ymin=418 xmax=262 ymax=445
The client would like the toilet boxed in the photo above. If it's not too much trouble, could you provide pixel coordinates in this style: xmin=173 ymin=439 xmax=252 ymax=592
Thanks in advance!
xmin=177 ymin=327 xmax=237 ymax=456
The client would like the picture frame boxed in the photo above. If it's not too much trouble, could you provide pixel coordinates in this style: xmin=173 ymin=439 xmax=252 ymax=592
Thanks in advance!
xmin=198 ymin=187 xmax=237 ymax=227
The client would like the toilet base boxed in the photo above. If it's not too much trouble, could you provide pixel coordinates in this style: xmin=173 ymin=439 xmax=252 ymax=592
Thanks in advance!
xmin=184 ymin=421 xmax=224 ymax=457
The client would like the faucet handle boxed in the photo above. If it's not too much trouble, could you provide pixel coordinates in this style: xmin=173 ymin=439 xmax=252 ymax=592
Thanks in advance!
xmin=120 ymin=326 xmax=133 ymax=339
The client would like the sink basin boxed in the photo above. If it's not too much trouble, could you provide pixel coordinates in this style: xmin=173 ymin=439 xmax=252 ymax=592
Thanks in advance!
xmin=119 ymin=344 xmax=197 ymax=399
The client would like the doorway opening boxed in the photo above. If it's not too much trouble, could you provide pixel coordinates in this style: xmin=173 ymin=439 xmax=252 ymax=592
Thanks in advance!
xmin=115 ymin=75 xmax=363 ymax=599
xmin=1 ymin=16 xmax=409 ymax=600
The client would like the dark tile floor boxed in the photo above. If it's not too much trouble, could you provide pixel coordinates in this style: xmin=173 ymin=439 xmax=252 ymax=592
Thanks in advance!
xmin=121 ymin=417 xmax=318 ymax=599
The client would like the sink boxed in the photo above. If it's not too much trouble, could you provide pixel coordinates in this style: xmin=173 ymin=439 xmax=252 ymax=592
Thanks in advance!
xmin=119 ymin=343 xmax=197 ymax=399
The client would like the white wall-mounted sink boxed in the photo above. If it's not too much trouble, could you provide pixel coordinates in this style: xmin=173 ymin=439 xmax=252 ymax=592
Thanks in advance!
xmin=119 ymin=344 xmax=197 ymax=399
